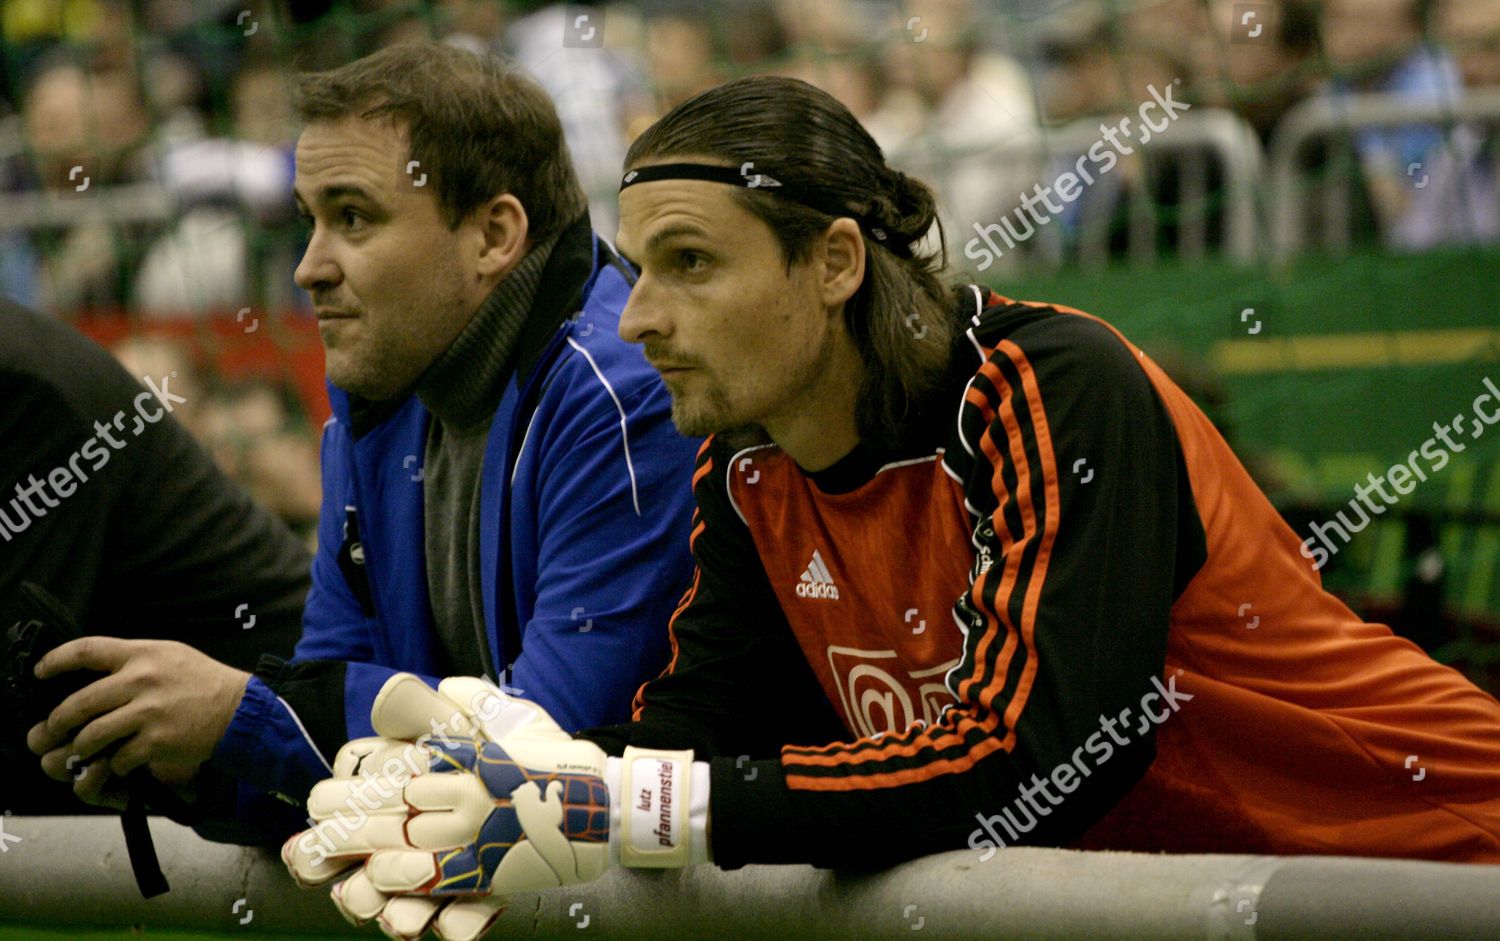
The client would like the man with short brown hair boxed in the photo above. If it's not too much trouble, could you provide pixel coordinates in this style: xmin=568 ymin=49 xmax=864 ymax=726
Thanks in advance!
xmin=30 ymin=41 xmax=699 ymax=836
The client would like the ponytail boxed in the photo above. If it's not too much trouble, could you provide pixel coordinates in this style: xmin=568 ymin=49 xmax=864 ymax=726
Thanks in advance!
xmin=625 ymin=76 xmax=959 ymax=449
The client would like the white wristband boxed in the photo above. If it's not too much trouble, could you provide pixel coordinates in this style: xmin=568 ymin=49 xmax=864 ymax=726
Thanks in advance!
xmin=606 ymin=748 xmax=711 ymax=868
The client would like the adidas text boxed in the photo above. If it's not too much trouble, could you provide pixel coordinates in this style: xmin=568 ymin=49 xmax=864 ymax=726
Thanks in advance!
xmin=795 ymin=581 xmax=840 ymax=600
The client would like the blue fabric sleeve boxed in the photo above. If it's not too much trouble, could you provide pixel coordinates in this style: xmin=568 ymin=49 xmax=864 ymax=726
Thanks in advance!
xmin=206 ymin=416 xmax=397 ymax=830
xmin=209 ymin=673 xmax=334 ymax=803
xmin=509 ymin=361 xmax=699 ymax=732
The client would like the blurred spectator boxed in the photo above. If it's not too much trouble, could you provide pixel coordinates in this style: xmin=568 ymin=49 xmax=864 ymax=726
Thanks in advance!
xmin=774 ymin=0 xmax=881 ymax=119
xmin=721 ymin=0 xmax=790 ymax=74
xmin=505 ymin=3 xmax=655 ymax=235
xmin=11 ymin=0 xmax=1500 ymax=309
xmin=1120 ymin=0 xmax=1206 ymax=94
xmin=779 ymin=48 xmax=881 ymax=121
xmin=436 ymin=0 xmax=507 ymax=53
xmin=643 ymin=10 xmax=721 ymax=107
xmin=111 ymin=335 xmax=321 ymax=531
xmin=1320 ymin=0 xmax=1499 ymax=249
xmin=229 ymin=59 xmax=297 ymax=147
xmin=23 ymin=59 xmax=150 ymax=195
xmin=2 ymin=58 xmax=154 ymax=312
xmin=1191 ymin=0 xmax=1323 ymax=145
xmin=1032 ymin=7 xmax=1116 ymax=124
xmin=1322 ymin=0 xmax=1432 ymax=78
xmin=772 ymin=0 xmax=862 ymax=51
xmin=133 ymin=56 xmax=298 ymax=317
xmin=864 ymin=0 xmax=1040 ymax=263
xmin=1019 ymin=5 xmax=1198 ymax=265
xmin=139 ymin=48 xmax=206 ymax=144
xmin=132 ymin=209 xmax=255 ymax=315
xmin=1 ymin=0 xmax=136 ymax=81
xmin=107 ymin=335 xmax=204 ymax=432
xmin=1437 ymin=0 xmax=1500 ymax=89
xmin=196 ymin=380 xmax=322 ymax=528
xmin=1027 ymin=14 xmax=1139 ymax=264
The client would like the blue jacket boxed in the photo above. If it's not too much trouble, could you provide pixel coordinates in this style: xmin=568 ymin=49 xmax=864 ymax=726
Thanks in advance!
xmin=204 ymin=218 xmax=699 ymax=829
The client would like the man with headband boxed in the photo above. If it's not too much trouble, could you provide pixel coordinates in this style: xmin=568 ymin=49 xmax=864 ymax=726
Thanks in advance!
xmin=283 ymin=76 xmax=1500 ymax=940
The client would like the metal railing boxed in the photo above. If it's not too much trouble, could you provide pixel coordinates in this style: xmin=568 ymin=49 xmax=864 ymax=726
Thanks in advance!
xmin=885 ymin=106 xmax=1265 ymax=269
xmin=0 ymin=181 xmax=179 ymax=231
xmin=1 ymin=816 xmax=1497 ymax=939
xmin=3 ymin=90 xmax=1499 ymax=299
xmin=1267 ymin=88 xmax=1500 ymax=262
xmin=0 ymin=115 xmax=181 ymax=233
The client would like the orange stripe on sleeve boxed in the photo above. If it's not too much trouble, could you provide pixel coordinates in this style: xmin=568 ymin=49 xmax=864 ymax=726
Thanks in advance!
xmin=975 ymin=343 xmax=1057 ymax=736
xmin=631 ymin=442 xmax=714 ymax=720
xmin=791 ymin=737 xmax=1011 ymax=790
xmin=956 ymin=417 xmax=1022 ymax=705
xmin=691 ymin=457 xmax=714 ymax=490
xmin=631 ymin=565 xmax=701 ymax=719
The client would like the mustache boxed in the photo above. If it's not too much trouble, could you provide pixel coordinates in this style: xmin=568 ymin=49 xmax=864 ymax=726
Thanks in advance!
xmin=642 ymin=342 xmax=704 ymax=370
xmin=312 ymin=294 xmax=362 ymax=315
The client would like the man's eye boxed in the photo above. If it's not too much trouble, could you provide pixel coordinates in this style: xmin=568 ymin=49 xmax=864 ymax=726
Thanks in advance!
xmin=341 ymin=208 xmax=367 ymax=230
xmin=679 ymin=250 xmax=708 ymax=273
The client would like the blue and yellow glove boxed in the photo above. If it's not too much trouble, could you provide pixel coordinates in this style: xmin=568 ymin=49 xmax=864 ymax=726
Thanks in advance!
xmin=281 ymin=674 xmax=709 ymax=941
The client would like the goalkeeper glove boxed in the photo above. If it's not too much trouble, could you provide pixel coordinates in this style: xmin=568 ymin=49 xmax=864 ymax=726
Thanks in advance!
xmin=281 ymin=673 xmax=710 ymax=941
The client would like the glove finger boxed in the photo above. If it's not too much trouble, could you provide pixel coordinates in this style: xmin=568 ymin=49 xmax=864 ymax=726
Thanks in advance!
xmin=289 ymin=812 xmax=419 ymax=877
xmin=330 ymin=868 xmax=388 ymax=925
xmin=406 ymin=808 xmax=503 ymax=854
xmin=435 ymin=676 xmax=537 ymax=738
xmin=281 ymin=829 xmax=362 ymax=887
xmin=373 ymin=673 xmax=478 ymax=742
xmin=434 ymin=896 xmax=507 ymax=941
xmin=333 ymin=736 xmax=428 ymax=779
xmin=377 ymin=895 xmax=443 ymax=941
xmin=367 ymin=848 xmax=442 ymax=893
xmin=434 ymin=676 xmax=501 ymax=719
xmin=439 ymin=677 xmax=566 ymax=743
xmin=406 ymin=769 xmax=493 ymax=812
xmin=309 ymin=775 xmax=415 ymax=820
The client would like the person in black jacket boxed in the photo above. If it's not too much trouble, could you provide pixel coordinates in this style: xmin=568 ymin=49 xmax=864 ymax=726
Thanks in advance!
xmin=1 ymin=298 xmax=311 ymax=843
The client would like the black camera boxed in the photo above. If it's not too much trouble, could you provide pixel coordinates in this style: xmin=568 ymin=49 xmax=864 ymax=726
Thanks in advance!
xmin=0 ymin=581 xmax=171 ymax=898
xmin=0 ymin=581 xmax=104 ymax=729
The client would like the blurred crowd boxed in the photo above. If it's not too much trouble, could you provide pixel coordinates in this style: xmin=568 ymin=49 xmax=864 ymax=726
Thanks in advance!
xmin=1 ymin=0 xmax=1499 ymax=524
xmin=109 ymin=333 xmax=323 ymax=530
xmin=2 ymin=1 xmax=1498 ymax=305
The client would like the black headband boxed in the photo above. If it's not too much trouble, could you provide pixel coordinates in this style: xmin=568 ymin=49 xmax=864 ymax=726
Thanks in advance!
xmin=619 ymin=162 xmax=912 ymax=258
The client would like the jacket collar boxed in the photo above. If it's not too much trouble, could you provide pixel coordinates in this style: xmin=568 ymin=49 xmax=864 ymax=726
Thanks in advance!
xmin=513 ymin=211 xmax=611 ymax=385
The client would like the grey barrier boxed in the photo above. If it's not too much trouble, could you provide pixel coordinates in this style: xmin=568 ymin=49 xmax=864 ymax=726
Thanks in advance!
xmin=0 ymin=816 xmax=1497 ymax=939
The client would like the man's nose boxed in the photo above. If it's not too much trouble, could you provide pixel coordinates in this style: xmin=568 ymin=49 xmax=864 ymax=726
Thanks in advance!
xmin=618 ymin=278 xmax=670 ymax=345
xmin=294 ymin=228 xmax=340 ymax=293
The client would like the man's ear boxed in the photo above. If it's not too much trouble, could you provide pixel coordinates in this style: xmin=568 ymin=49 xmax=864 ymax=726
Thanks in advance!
xmin=474 ymin=193 xmax=530 ymax=282
xmin=819 ymin=217 xmax=866 ymax=311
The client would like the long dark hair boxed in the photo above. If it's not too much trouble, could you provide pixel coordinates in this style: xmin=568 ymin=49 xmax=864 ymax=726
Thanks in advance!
xmin=625 ymin=76 xmax=958 ymax=450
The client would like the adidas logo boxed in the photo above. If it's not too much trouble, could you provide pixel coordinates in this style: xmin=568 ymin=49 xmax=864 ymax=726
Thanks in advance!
xmin=795 ymin=550 xmax=840 ymax=600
